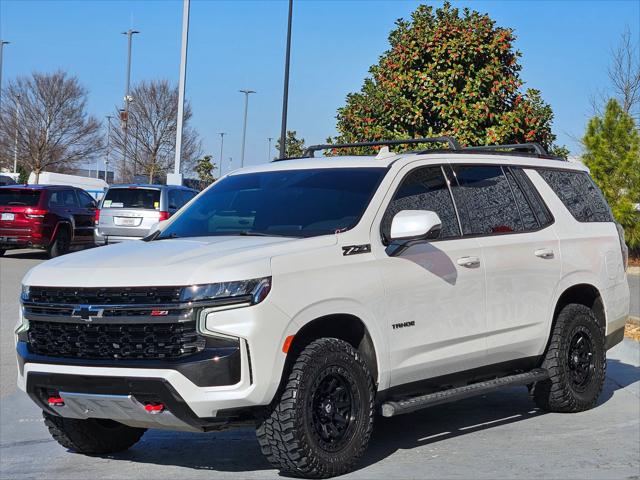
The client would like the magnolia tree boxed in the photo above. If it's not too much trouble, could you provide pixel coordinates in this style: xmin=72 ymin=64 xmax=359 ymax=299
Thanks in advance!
xmin=331 ymin=3 xmax=566 ymax=156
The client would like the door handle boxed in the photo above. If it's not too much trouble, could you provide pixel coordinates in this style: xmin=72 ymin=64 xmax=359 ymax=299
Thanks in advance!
xmin=535 ymin=248 xmax=555 ymax=259
xmin=457 ymin=256 xmax=481 ymax=268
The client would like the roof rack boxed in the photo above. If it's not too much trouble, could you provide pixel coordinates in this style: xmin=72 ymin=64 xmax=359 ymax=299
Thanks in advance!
xmin=295 ymin=137 xmax=461 ymax=159
xmin=464 ymin=143 xmax=548 ymax=156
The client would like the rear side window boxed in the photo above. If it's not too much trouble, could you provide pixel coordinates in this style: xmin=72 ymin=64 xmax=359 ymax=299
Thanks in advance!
xmin=49 ymin=190 xmax=78 ymax=208
xmin=103 ymin=188 xmax=161 ymax=210
xmin=382 ymin=166 xmax=461 ymax=241
xmin=0 ymin=189 xmax=41 ymax=206
xmin=450 ymin=165 xmax=523 ymax=235
xmin=512 ymin=168 xmax=553 ymax=227
xmin=168 ymin=190 xmax=181 ymax=210
xmin=537 ymin=169 xmax=613 ymax=223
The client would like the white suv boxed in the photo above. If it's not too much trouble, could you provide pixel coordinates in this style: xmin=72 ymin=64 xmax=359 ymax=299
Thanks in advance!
xmin=16 ymin=139 xmax=630 ymax=478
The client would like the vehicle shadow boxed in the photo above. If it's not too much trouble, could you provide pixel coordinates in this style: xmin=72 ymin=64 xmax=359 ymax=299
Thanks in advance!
xmin=1 ymin=250 xmax=49 ymax=260
xmin=96 ymin=359 xmax=639 ymax=475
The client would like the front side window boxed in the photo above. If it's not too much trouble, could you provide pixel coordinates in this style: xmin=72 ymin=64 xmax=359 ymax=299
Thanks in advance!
xmin=381 ymin=166 xmax=460 ymax=241
xmin=157 ymin=168 xmax=386 ymax=239
xmin=77 ymin=190 xmax=96 ymax=209
xmin=450 ymin=165 xmax=523 ymax=235
xmin=537 ymin=169 xmax=613 ymax=223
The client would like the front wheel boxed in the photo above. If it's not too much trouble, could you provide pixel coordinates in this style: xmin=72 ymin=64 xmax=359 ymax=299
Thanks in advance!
xmin=43 ymin=412 xmax=146 ymax=454
xmin=257 ymin=338 xmax=375 ymax=478
xmin=532 ymin=303 xmax=606 ymax=412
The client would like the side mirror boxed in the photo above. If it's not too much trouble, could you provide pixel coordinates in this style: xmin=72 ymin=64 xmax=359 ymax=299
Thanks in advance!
xmin=390 ymin=210 xmax=442 ymax=242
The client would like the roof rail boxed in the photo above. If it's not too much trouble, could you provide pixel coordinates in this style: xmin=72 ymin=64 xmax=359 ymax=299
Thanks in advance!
xmin=295 ymin=137 xmax=461 ymax=159
xmin=464 ymin=143 xmax=548 ymax=156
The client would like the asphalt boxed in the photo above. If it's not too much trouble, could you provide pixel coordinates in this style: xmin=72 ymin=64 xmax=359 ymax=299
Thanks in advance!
xmin=1 ymin=249 xmax=639 ymax=479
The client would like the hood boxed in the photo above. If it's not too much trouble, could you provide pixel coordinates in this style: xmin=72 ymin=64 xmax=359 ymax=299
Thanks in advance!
xmin=23 ymin=235 xmax=337 ymax=287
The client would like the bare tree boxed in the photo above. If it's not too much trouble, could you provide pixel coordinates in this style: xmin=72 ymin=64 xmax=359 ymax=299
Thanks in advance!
xmin=110 ymin=80 xmax=201 ymax=183
xmin=0 ymin=71 xmax=102 ymax=182
xmin=608 ymin=28 xmax=640 ymax=119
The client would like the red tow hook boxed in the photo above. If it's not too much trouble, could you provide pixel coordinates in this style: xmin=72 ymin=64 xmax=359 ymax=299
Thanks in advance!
xmin=47 ymin=396 xmax=65 ymax=407
xmin=144 ymin=402 xmax=165 ymax=414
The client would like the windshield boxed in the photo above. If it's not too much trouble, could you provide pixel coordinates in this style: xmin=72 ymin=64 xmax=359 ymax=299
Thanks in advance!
xmin=0 ymin=189 xmax=41 ymax=206
xmin=156 ymin=168 xmax=386 ymax=239
xmin=103 ymin=188 xmax=161 ymax=210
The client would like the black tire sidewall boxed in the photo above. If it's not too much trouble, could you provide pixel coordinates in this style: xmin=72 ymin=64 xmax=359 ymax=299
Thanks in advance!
xmin=49 ymin=228 xmax=70 ymax=258
xmin=296 ymin=346 xmax=373 ymax=465
xmin=557 ymin=308 xmax=605 ymax=404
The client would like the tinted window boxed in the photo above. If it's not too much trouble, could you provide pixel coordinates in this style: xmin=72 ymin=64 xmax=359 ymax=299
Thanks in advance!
xmin=382 ymin=166 xmax=460 ymax=241
xmin=76 ymin=190 xmax=96 ymax=209
xmin=181 ymin=190 xmax=197 ymax=205
xmin=504 ymin=169 xmax=538 ymax=230
xmin=0 ymin=189 xmax=41 ymax=206
xmin=168 ymin=190 xmax=181 ymax=209
xmin=50 ymin=190 xmax=78 ymax=208
xmin=537 ymin=169 xmax=613 ymax=223
xmin=450 ymin=165 xmax=522 ymax=235
xmin=158 ymin=168 xmax=386 ymax=239
xmin=512 ymin=168 xmax=553 ymax=227
xmin=103 ymin=188 xmax=161 ymax=210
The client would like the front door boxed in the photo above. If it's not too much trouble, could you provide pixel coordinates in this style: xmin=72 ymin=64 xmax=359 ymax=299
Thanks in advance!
xmin=372 ymin=164 xmax=487 ymax=389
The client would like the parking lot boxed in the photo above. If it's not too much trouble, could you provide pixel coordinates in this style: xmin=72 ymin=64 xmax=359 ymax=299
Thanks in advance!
xmin=1 ymin=250 xmax=639 ymax=479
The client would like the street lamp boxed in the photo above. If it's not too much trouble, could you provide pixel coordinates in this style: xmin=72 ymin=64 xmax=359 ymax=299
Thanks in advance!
xmin=171 ymin=0 xmax=190 ymax=186
xmin=121 ymin=28 xmax=139 ymax=181
xmin=278 ymin=0 xmax=294 ymax=160
xmin=239 ymin=89 xmax=255 ymax=168
xmin=218 ymin=132 xmax=226 ymax=176
xmin=0 ymin=40 xmax=9 ymax=110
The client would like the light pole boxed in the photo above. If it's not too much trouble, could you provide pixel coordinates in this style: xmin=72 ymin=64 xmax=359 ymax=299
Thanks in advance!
xmin=239 ymin=89 xmax=255 ymax=168
xmin=105 ymin=115 xmax=113 ymax=182
xmin=171 ymin=0 xmax=190 ymax=185
xmin=121 ymin=28 xmax=139 ymax=181
xmin=267 ymin=137 xmax=273 ymax=162
xmin=0 ymin=40 xmax=9 ymax=110
xmin=13 ymin=94 xmax=20 ymax=173
xmin=278 ymin=0 xmax=293 ymax=160
xmin=218 ymin=132 xmax=226 ymax=176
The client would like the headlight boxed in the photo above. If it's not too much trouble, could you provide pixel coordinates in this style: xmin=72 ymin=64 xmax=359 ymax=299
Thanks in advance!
xmin=179 ymin=277 xmax=272 ymax=306
xmin=20 ymin=285 xmax=30 ymax=302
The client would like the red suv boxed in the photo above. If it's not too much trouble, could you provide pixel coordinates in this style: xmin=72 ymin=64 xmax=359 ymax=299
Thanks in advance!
xmin=0 ymin=185 xmax=97 ymax=258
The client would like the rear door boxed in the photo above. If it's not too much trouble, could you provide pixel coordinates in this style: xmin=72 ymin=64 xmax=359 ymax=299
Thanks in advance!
xmin=98 ymin=187 xmax=162 ymax=239
xmin=49 ymin=189 xmax=83 ymax=239
xmin=448 ymin=164 xmax=561 ymax=366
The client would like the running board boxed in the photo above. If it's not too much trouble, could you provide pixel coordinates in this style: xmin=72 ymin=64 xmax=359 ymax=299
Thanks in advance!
xmin=381 ymin=368 xmax=549 ymax=418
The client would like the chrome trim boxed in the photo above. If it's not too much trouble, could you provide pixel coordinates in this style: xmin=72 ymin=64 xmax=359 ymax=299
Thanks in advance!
xmin=23 ymin=310 xmax=193 ymax=324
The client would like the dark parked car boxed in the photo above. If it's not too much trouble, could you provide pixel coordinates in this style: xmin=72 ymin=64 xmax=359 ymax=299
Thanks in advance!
xmin=0 ymin=185 xmax=97 ymax=258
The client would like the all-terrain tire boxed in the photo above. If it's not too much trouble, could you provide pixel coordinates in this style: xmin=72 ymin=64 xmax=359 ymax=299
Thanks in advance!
xmin=43 ymin=411 xmax=146 ymax=454
xmin=532 ymin=303 xmax=606 ymax=413
xmin=256 ymin=338 xmax=375 ymax=478
xmin=47 ymin=226 xmax=70 ymax=258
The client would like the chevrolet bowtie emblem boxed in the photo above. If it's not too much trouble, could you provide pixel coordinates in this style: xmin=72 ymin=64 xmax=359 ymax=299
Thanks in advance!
xmin=71 ymin=305 xmax=104 ymax=321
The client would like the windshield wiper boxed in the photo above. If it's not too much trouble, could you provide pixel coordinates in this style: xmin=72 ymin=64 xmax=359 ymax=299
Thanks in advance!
xmin=238 ymin=231 xmax=273 ymax=237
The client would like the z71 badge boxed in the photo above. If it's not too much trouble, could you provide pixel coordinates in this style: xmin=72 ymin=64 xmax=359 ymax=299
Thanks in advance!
xmin=342 ymin=244 xmax=372 ymax=256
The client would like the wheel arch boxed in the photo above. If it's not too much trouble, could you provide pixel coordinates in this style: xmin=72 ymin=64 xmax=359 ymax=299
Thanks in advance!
xmin=279 ymin=313 xmax=380 ymax=393
xmin=51 ymin=220 xmax=73 ymax=244
xmin=552 ymin=283 xmax=605 ymax=331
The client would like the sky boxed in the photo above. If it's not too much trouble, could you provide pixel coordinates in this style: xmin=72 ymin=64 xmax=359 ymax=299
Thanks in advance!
xmin=1 ymin=0 xmax=639 ymax=176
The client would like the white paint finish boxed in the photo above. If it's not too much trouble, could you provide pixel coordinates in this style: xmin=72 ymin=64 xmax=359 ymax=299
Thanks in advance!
xmin=390 ymin=210 xmax=442 ymax=240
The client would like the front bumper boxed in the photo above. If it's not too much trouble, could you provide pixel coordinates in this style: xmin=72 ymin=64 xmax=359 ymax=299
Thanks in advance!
xmin=17 ymin=301 xmax=295 ymax=430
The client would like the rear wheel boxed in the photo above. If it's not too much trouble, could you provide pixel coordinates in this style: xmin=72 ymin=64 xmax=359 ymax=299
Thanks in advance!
xmin=43 ymin=412 xmax=146 ymax=454
xmin=257 ymin=338 xmax=375 ymax=478
xmin=532 ymin=303 xmax=606 ymax=412
xmin=47 ymin=227 xmax=70 ymax=258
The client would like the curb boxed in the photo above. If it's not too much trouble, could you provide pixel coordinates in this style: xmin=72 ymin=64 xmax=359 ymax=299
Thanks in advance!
xmin=627 ymin=266 xmax=640 ymax=276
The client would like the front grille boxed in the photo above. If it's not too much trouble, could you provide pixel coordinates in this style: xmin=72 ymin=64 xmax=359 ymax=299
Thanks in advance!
xmin=28 ymin=286 xmax=183 ymax=305
xmin=27 ymin=320 xmax=205 ymax=360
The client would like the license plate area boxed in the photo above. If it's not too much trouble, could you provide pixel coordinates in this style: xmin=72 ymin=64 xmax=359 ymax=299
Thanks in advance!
xmin=114 ymin=217 xmax=143 ymax=227
xmin=1 ymin=213 xmax=15 ymax=221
